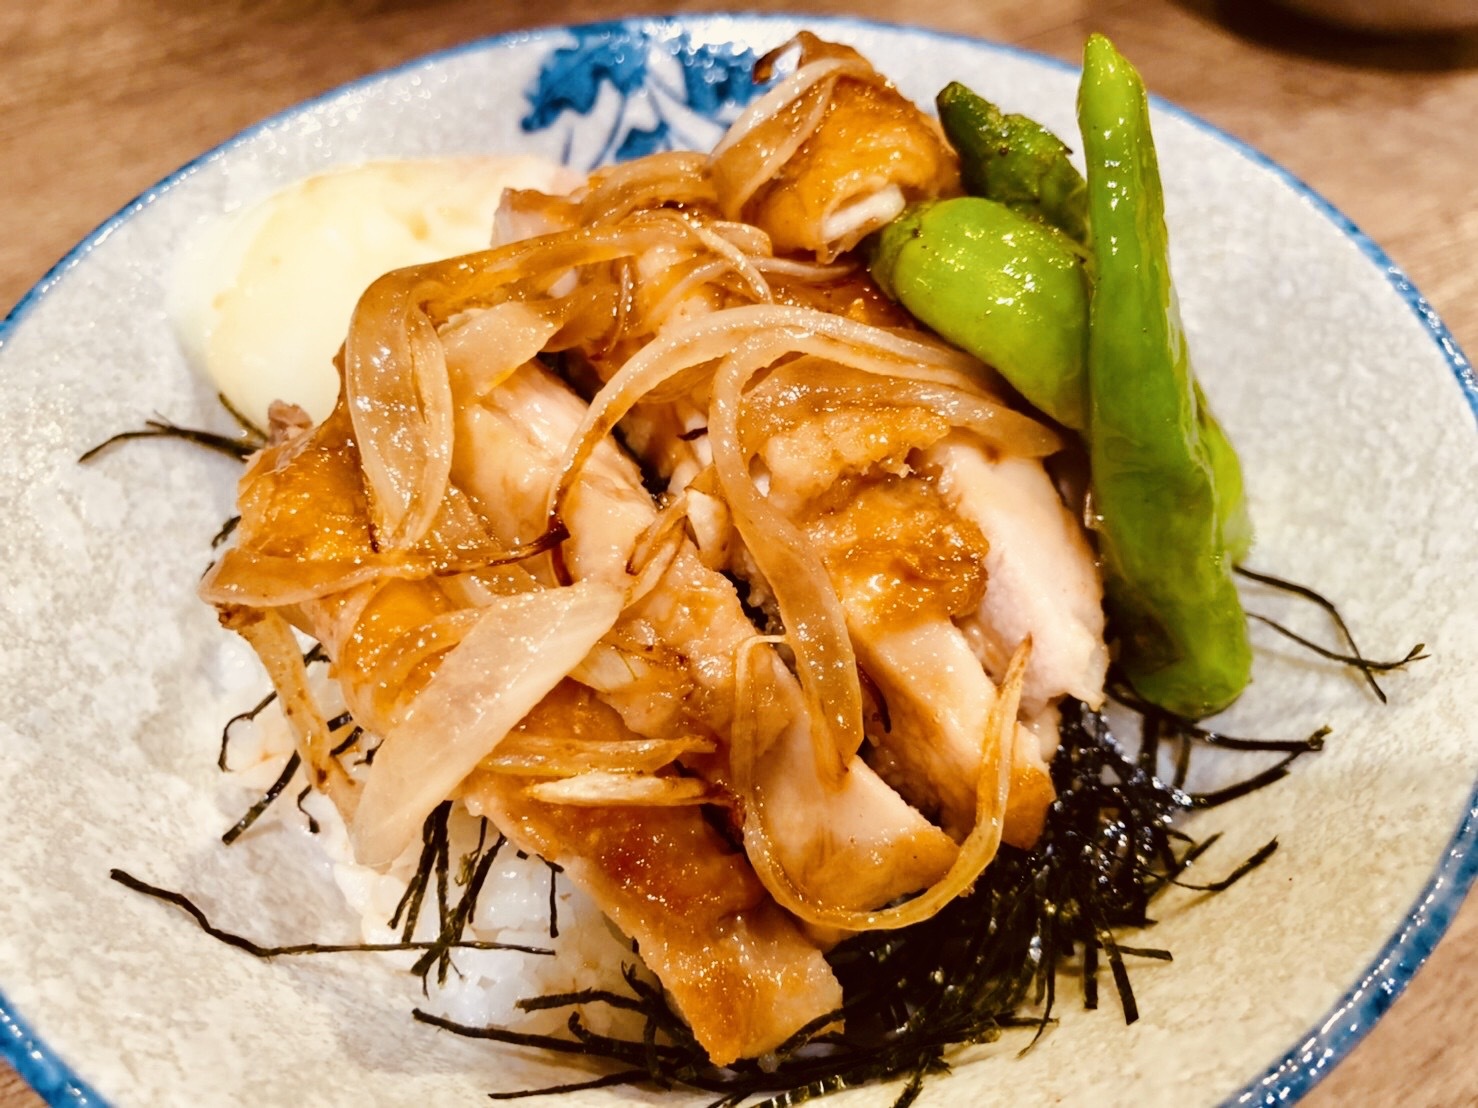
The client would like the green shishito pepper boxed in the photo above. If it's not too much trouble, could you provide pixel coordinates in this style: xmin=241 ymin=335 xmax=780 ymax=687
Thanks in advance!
xmin=936 ymin=81 xmax=1090 ymax=247
xmin=869 ymin=36 xmax=1252 ymax=718
xmin=870 ymin=197 xmax=1091 ymax=430
xmin=1078 ymin=33 xmax=1250 ymax=717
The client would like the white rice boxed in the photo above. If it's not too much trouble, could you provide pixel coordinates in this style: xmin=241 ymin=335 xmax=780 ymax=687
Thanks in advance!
xmin=220 ymin=675 xmax=649 ymax=1044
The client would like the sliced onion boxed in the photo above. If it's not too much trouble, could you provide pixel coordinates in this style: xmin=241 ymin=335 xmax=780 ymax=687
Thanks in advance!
xmin=718 ymin=85 xmax=835 ymax=223
xmin=735 ymin=638 xmax=1031 ymax=931
xmin=705 ymin=220 xmax=773 ymax=256
xmin=485 ymin=733 xmax=715 ymax=778
xmin=709 ymin=334 xmax=859 ymax=783
xmin=440 ymin=300 xmax=559 ymax=399
xmin=549 ymin=304 xmax=990 ymax=526
xmin=566 ymin=641 xmax=642 ymax=694
xmin=200 ymin=522 xmax=567 ymax=609
xmin=340 ymin=223 xmax=694 ymax=552
xmin=683 ymin=218 xmax=773 ymax=305
xmin=818 ymin=184 xmax=906 ymax=255
xmin=711 ymin=57 xmax=864 ymax=160
xmin=640 ymin=257 xmax=736 ymax=333
xmin=219 ymin=605 xmax=356 ymax=815
xmin=582 ymin=151 xmax=715 ymax=224
xmin=524 ymin=771 xmax=713 ymax=807
xmin=740 ymin=359 xmax=1064 ymax=460
xmin=345 ymin=270 xmax=455 ymax=551
xmin=368 ymin=607 xmax=488 ymax=724
xmin=750 ymin=256 xmax=857 ymax=281
xmin=350 ymin=580 xmax=624 ymax=866
xmin=623 ymin=493 xmax=689 ymax=608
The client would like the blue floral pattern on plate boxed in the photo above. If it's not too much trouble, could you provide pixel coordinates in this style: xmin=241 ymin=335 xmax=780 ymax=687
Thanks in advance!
xmin=521 ymin=23 xmax=763 ymax=167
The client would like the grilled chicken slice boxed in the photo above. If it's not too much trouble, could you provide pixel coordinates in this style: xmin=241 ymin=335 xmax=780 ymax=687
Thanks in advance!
xmin=461 ymin=683 xmax=842 ymax=1067
xmin=925 ymin=433 xmax=1108 ymax=715
xmin=712 ymin=33 xmax=961 ymax=260
xmin=463 ymin=781 xmax=841 ymax=1066
xmin=444 ymin=329 xmax=957 ymax=893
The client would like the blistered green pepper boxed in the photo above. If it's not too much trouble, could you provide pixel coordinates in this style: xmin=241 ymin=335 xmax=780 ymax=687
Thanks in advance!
xmin=1079 ymin=33 xmax=1250 ymax=717
xmin=870 ymin=197 xmax=1091 ymax=430
xmin=936 ymin=81 xmax=1090 ymax=247
xmin=1197 ymin=383 xmax=1253 ymax=563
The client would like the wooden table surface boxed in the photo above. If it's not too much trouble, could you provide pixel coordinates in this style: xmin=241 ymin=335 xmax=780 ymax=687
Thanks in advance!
xmin=2 ymin=1 xmax=1475 ymax=1104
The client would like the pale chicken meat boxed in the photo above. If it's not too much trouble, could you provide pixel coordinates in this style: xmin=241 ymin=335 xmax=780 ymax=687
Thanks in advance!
xmin=750 ymin=368 xmax=1060 ymax=848
xmin=442 ymin=338 xmax=959 ymax=913
xmin=926 ymin=434 xmax=1109 ymax=716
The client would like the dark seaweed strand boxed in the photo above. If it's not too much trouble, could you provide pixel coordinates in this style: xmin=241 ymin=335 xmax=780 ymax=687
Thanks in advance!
xmin=220 ymin=712 xmax=356 ymax=839
xmin=329 ymin=725 xmax=364 ymax=760
xmin=220 ymin=753 xmax=301 ymax=845
xmin=78 ymin=417 xmax=261 ymax=464
xmin=217 ymin=690 xmax=277 ymax=771
xmin=215 ymin=392 xmax=269 ymax=444
xmin=1246 ymin=614 xmax=1426 ymax=705
xmin=431 ymin=809 xmax=454 ymax=950
xmin=217 ymin=644 xmax=330 ymax=773
xmin=420 ymin=696 xmax=1301 ymax=1107
xmin=1236 ymin=565 xmax=1427 ymax=703
xmin=546 ymin=861 xmax=563 ymax=939
xmin=412 ymin=823 xmax=508 ymax=987
xmin=295 ymin=787 xmax=320 ymax=834
xmin=390 ymin=802 xmax=453 ymax=943
xmin=483 ymin=1070 xmax=652 ymax=1099
xmin=212 ymin=515 xmax=242 ymax=549
xmin=110 ymin=869 xmax=552 ymax=957
xmin=80 ymin=392 xmax=267 ymax=467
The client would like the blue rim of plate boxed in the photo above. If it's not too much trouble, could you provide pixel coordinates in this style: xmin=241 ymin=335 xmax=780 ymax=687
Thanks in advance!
xmin=1 ymin=14 xmax=1474 ymax=1108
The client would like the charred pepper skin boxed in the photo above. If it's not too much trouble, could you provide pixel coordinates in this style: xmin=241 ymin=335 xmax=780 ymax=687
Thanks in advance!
xmin=936 ymin=81 xmax=1090 ymax=247
xmin=869 ymin=197 xmax=1091 ymax=430
xmin=1079 ymin=33 xmax=1251 ymax=718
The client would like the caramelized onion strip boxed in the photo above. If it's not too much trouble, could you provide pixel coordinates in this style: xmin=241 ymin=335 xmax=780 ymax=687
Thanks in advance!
xmin=220 ymin=605 xmax=356 ymax=813
xmin=200 ymin=524 xmax=568 ymax=609
xmin=735 ymin=638 xmax=1031 ymax=931
xmin=581 ymin=151 xmax=715 ymax=224
xmin=525 ymin=772 xmax=714 ymax=807
xmin=624 ymin=497 xmax=690 ymax=607
xmin=710 ymin=334 xmax=860 ymax=784
xmin=343 ymin=222 xmax=704 ymax=552
xmin=485 ymin=733 xmax=716 ymax=778
xmin=740 ymin=362 xmax=1065 ymax=459
xmin=550 ymin=304 xmax=993 ymax=528
xmin=350 ymin=580 xmax=625 ymax=866
xmin=711 ymin=57 xmax=866 ymax=159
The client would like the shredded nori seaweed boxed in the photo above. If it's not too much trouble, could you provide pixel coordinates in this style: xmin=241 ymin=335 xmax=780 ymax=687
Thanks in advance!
xmin=382 ymin=803 xmax=517 ymax=989
xmin=130 ymin=561 xmax=1419 ymax=1106
xmin=109 ymin=868 xmax=552 ymax=958
xmin=215 ymin=645 xmax=334 ymax=843
xmin=78 ymin=395 xmax=267 ymax=464
xmin=220 ymin=753 xmax=302 ymax=846
xmin=1236 ymin=565 xmax=1426 ymax=703
xmin=95 ymin=393 xmax=1421 ymax=1103
xmin=411 ymin=695 xmax=1307 ymax=1106
xmin=295 ymin=786 xmax=320 ymax=834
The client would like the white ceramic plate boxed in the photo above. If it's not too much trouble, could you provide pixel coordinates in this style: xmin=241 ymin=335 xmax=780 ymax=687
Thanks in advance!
xmin=1 ymin=14 xmax=1475 ymax=1108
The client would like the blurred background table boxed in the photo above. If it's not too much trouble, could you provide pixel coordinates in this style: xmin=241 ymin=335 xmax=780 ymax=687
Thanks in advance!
xmin=2 ymin=1 xmax=1474 ymax=1104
